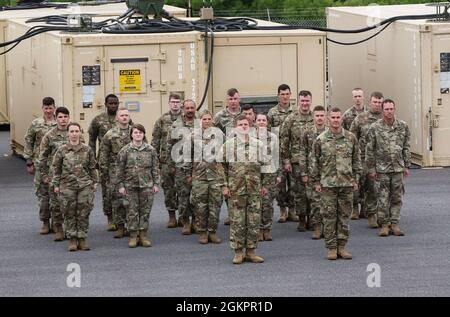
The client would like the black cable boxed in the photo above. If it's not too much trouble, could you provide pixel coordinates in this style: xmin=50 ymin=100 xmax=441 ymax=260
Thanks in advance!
xmin=327 ymin=21 xmax=393 ymax=46
xmin=197 ymin=25 xmax=214 ymax=111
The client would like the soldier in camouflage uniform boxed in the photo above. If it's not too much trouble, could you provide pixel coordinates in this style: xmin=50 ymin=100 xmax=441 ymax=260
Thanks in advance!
xmin=52 ymin=123 xmax=98 ymax=252
xmin=117 ymin=124 xmax=160 ymax=248
xmin=191 ymin=110 xmax=225 ymax=244
xmin=280 ymin=90 xmax=315 ymax=230
xmin=311 ymin=107 xmax=361 ymax=260
xmin=366 ymin=99 xmax=410 ymax=237
xmin=350 ymin=92 xmax=384 ymax=227
xmin=255 ymin=113 xmax=281 ymax=242
xmin=221 ymin=115 xmax=269 ymax=264
xmin=214 ymin=88 xmax=241 ymax=226
xmin=267 ymin=84 xmax=294 ymax=223
xmin=342 ymin=88 xmax=366 ymax=220
xmin=88 ymin=94 xmax=120 ymax=231
xmin=241 ymin=104 xmax=256 ymax=127
xmin=98 ymin=107 xmax=132 ymax=239
xmin=169 ymin=99 xmax=197 ymax=235
xmin=300 ymin=106 xmax=327 ymax=240
xmin=151 ymin=93 xmax=182 ymax=228
xmin=23 ymin=97 xmax=57 ymax=234
xmin=39 ymin=107 xmax=72 ymax=242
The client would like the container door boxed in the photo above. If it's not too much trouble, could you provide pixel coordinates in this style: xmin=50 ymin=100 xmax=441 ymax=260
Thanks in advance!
xmin=432 ymin=35 xmax=450 ymax=166
xmin=105 ymin=45 xmax=162 ymax=132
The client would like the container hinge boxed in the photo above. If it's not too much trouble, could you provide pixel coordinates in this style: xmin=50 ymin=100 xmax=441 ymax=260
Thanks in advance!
xmin=152 ymin=51 xmax=167 ymax=63
xmin=150 ymin=80 xmax=167 ymax=93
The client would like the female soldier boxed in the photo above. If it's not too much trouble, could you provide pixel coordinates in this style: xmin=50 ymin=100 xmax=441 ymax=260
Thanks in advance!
xmin=117 ymin=124 xmax=160 ymax=248
xmin=191 ymin=110 xmax=225 ymax=244
xmin=52 ymin=123 xmax=98 ymax=252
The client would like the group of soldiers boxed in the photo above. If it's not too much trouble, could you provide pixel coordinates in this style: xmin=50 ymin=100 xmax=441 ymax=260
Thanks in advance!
xmin=24 ymin=84 xmax=411 ymax=262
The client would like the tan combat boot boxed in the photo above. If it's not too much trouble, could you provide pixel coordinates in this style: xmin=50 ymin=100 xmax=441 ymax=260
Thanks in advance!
xmin=138 ymin=231 xmax=152 ymax=247
xmin=297 ymin=215 xmax=306 ymax=232
xmin=208 ymin=232 xmax=222 ymax=244
xmin=106 ymin=215 xmax=116 ymax=232
xmin=327 ymin=249 xmax=337 ymax=260
xmin=181 ymin=219 xmax=192 ymax=235
xmin=232 ymin=249 xmax=244 ymax=264
xmin=128 ymin=232 xmax=138 ymax=248
xmin=177 ymin=217 xmax=184 ymax=227
xmin=167 ymin=211 xmax=177 ymax=228
xmin=68 ymin=238 xmax=77 ymax=252
xmin=368 ymin=215 xmax=379 ymax=229
xmin=312 ymin=225 xmax=322 ymax=240
xmin=287 ymin=208 xmax=299 ymax=222
xmin=378 ymin=224 xmax=390 ymax=237
xmin=223 ymin=217 xmax=231 ymax=226
xmin=258 ymin=230 xmax=264 ymax=242
xmin=245 ymin=248 xmax=264 ymax=263
xmin=198 ymin=232 xmax=208 ymax=244
xmin=351 ymin=207 xmax=360 ymax=220
xmin=391 ymin=224 xmax=405 ymax=236
xmin=338 ymin=247 xmax=352 ymax=260
xmin=263 ymin=229 xmax=273 ymax=241
xmin=114 ymin=224 xmax=125 ymax=239
xmin=54 ymin=224 xmax=64 ymax=242
xmin=78 ymin=238 xmax=90 ymax=251
xmin=277 ymin=207 xmax=287 ymax=223
xmin=40 ymin=220 xmax=50 ymax=235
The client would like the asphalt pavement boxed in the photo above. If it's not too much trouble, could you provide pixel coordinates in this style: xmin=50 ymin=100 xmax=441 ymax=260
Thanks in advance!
xmin=0 ymin=129 xmax=449 ymax=297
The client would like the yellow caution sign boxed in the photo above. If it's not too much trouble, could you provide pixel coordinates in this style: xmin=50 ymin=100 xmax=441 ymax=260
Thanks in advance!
xmin=119 ymin=70 xmax=141 ymax=92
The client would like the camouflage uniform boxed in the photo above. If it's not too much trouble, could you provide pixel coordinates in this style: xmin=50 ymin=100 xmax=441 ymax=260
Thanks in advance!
xmin=221 ymin=136 xmax=268 ymax=250
xmin=117 ymin=142 xmax=160 ymax=233
xmin=311 ymin=129 xmax=361 ymax=250
xmin=350 ymin=110 xmax=383 ymax=217
xmin=366 ymin=119 xmax=411 ymax=226
xmin=300 ymin=126 xmax=326 ymax=228
xmin=169 ymin=115 xmax=196 ymax=223
xmin=98 ymin=126 xmax=132 ymax=226
xmin=260 ymin=130 xmax=281 ymax=230
xmin=52 ymin=143 xmax=98 ymax=238
xmin=23 ymin=117 xmax=56 ymax=221
xmin=191 ymin=128 xmax=225 ymax=233
xmin=39 ymin=127 xmax=71 ymax=227
xmin=342 ymin=106 xmax=366 ymax=131
xmin=214 ymin=108 xmax=241 ymax=136
xmin=280 ymin=111 xmax=314 ymax=217
xmin=151 ymin=111 xmax=182 ymax=214
xmin=88 ymin=112 xmax=118 ymax=218
xmin=267 ymin=104 xmax=293 ymax=210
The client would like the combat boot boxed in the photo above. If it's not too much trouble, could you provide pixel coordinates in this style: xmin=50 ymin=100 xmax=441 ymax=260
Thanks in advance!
xmin=368 ymin=215 xmax=379 ymax=229
xmin=378 ymin=224 xmax=390 ymax=237
xmin=78 ymin=238 xmax=90 ymax=251
xmin=327 ymin=249 xmax=337 ymax=260
xmin=312 ymin=225 xmax=322 ymax=240
xmin=177 ymin=217 xmax=184 ymax=227
xmin=191 ymin=219 xmax=198 ymax=234
xmin=128 ymin=232 xmax=138 ymax=248
xmin=297 ymin=215 xmax=306 ymax=232
xmin=223 ymin=217 xmax=231 ymax=226
xmin=338 ymin=247 xmax=352 ymax=260
xmin=138 ymin=231 xmax=152 ymax=247
xmin=232 ymin=249 xmax=244 ymax=265
xmin=351 ymin=207 xmax=360 ymax=220
xmin=40 ymin=220 xmax=50 ymax=235
xmin=198 ymin=232 xmax=208 ymax=244
xmin=245 ymin=248 xmax=264 ymax=263
xmin=277 ymin=207 xmax=287 ymax=223
xmin=114 ymin=224 xmax=125 ymax=239
xmin=263 ymin=229 xmax=272 ymax=241
xmin=167 ymin=211 xmax=177 ymax=228
xmin=53 ymin=224 xmax=64 ymax=242
xmin=68 ymin=238 xmax=77 ymax=252
xmin=208 ymin=232 xmax=221 ymax=244
xmin=181 ymin=220 xmax=192 ymax=235
xmin=391 ymin=224 xmax=405 ymax=236
xmin=258 ymin=230 xmax=264 ymax=242
xmin=106 ymin=215 xmax=116 ymax=232
xmin=287 ymin=208 xmax=299 ymax=222
xmin=359 ymin=207 xmax=368 ymax=219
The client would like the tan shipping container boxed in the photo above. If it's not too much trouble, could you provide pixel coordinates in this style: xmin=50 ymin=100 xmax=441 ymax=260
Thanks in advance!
xmin=327 ymin=4 xmax=450 ymax=167
xmin=5 ymin=16 xmax=325 ymax=155
xmin=0 ymin=2 xmax=186 ymax=125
